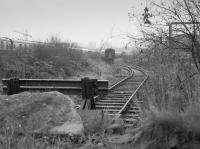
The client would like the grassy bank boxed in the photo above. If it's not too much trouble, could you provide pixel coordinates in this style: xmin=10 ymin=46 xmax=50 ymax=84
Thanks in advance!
xmin=0 ymin=45 xmax=90 ymax=79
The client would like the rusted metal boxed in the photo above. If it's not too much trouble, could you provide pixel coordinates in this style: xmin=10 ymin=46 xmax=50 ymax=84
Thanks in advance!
xmin=116 ymin=66 xmax=148 ymax=117
xmin=94 ymin=66 xmax=133 ymax=105
xmin=108 ymin=66 xmax=134 ymax=92
xmin=2 ymin=78 xmax=108 ymax=95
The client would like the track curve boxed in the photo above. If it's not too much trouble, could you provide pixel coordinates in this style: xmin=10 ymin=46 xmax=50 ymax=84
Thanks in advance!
xmin=95 ymin=65 xmax=148 ymax=127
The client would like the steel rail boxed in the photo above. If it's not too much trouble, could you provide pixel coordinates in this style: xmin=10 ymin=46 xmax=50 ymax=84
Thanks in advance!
xmin=108 ymin=65 xmax=134 ymax=92
xmin=94 ymin=65 xmax=134 ymax=103
xmin=2 ymin=79 xmax=109 ymax=95
xmin=116 ymin=66 xmax=149 ymax=117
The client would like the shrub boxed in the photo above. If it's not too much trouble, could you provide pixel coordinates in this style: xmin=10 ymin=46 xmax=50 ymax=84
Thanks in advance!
xmin=0 ymin=41 xmax=91 ymax=80
xmin=132 ymin=104 xmax=200 ymax=149
xmin=33 ymin=45 xmax=52 ymax=60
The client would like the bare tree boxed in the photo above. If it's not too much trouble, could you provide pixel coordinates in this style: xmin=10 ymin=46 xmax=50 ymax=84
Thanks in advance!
xmin=129 ymin=0 xmax=200 ymax=73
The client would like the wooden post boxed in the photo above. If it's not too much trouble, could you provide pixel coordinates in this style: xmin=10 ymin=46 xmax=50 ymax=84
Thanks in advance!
xmin=81 ymin=78 xmax=98 ymax=110
xmin=7 ymin=78 xmax=20 ymax=95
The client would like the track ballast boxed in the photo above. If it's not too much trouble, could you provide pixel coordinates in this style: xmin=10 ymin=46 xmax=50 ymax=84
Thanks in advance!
xmin=95 ymin=66 xmax=148 ymax=127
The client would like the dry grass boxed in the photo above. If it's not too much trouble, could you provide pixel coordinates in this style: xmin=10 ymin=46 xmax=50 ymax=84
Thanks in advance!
xmin=77 ymin=110 xmax=105 ymax=135
xmin=0 ymin=92 xmax=86 ymax=149
xmin=78 ymin=143 xmax=134 ymax=149
xmin=131 ymin=104 xmax=200 ymax=149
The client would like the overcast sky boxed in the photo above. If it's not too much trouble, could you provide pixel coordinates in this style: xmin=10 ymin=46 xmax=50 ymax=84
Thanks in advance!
xmin=0 ymin=0 xmax=147 ymax=47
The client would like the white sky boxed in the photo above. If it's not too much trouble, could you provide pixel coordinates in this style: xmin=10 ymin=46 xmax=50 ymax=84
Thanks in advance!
xmin=0 ymin=0 xmax=147 ymax=47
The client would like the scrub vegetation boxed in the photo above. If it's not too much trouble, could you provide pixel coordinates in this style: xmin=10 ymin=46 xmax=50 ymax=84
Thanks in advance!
xmin=2 ymin=0 xmax=200 ymax=148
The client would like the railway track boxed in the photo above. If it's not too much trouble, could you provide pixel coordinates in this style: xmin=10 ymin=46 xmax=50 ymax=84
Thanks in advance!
xmin=95 ymin=66 xmax=148 ymax=127
xmin=2 ymin=65 xmax=148 ymax=128
xmin=0 ymin=65 xmax=148 ymax=144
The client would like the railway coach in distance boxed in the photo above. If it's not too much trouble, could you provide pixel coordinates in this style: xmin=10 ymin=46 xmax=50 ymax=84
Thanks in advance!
xmin=0 ymin=37 xmax=34 ymax=50
xmin=0 ymin=37 xmax=14 ymax=50
xmin=105 ymin=48 xmax=115 ymax=64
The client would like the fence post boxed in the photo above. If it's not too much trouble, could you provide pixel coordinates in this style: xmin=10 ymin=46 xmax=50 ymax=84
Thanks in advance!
xmin=81 ymin=77 xmax=97 ymax=110
xmin=7 ymin=78 xmax=20 ymax=95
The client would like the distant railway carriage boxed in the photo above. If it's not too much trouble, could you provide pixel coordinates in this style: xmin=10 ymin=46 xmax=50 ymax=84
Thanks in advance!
xmin=0 ymin=37 xmax=34 ymax=50
xmin=0 ymin=38 xmax=13 ymax=50
xmin=105 ymin=48 xmax=115 ymax=64
xmin=0 ymin=37 xmax=76 ymax=51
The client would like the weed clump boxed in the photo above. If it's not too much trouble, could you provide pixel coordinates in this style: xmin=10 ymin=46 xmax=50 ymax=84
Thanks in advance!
xmin=132 ymin=104 xmax=200 ymax=149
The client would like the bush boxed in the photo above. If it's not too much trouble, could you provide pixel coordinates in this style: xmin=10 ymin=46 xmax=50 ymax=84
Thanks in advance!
xmin=33 ymin=45 xmax=51 ymax=60
xmin=0 ymin=43 xmax=91 ymax=80
xmin=132 ymin=104 xmax=200 ymax=149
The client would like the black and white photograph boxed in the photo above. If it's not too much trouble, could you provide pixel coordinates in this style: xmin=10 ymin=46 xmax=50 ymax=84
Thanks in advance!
xmin=0 ymin=0 xmax=200 ymax=148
